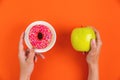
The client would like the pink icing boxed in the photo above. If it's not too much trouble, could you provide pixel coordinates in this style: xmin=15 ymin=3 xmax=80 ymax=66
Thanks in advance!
xmin=29 ymin=25 xmax=52 ymax=49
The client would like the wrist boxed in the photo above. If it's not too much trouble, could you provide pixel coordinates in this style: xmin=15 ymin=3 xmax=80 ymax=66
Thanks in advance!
xmin=87 ymin=59 xmax=99 ymax=67
xmin=20 ymin=72 xmax=31 ymax=80
xmin=88 ymin=63 xmax=99 ymax=80
xmin=88 ymin=63 xmax=98 ymax=69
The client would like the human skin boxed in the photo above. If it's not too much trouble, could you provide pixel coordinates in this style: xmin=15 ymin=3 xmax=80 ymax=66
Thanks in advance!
xmin=18 ymin=27 xmax=102 ymax=80
xmin=86 ymin=27 xmax=102 ymax=80
xmin=18 ymin=33 xmax=36 ymax=80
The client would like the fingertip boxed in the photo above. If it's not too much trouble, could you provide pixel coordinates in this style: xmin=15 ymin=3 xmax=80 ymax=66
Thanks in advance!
xmin=30 ymin=49 xmax=35 ymax=54
xmin=88 ymin=26 xmax=96 ymax=31
xmin=91 ymin=26 xmax=97 ymax=32
xmin=28 ymin=49 xmax=35 ymax=58
xmin=91 ymin=39 xmax=97 ymax=48
xmin=31 ymin=46 xmax=36 ymax=51
xmin=91 ymin=39 xmax=95 ymax=44
xmin=92 ymin=39 xmax=96 ymax=44
xmin=19 ymin=32 xmax=24 ymax=44
xmin=19 ymin=32 xmax=25 ymax=52
xmin=34 ymin=56 xmax=38 ymax=63
xmin=20 ymin=32 xmax=25 ymax=39
xmin=39 ymin=54 xmax=45 ymax=59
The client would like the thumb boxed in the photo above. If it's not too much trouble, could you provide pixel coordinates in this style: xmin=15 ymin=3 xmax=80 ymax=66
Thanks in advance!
xmin=89 ymin=39 xmax=97 ymax=55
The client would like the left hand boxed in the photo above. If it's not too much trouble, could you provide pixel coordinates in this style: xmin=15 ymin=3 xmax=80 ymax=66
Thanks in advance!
xmin=86 ymin=27 xmax=102 ymax=65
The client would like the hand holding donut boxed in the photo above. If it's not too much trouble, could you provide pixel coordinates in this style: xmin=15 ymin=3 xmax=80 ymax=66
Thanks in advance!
xmin=18 ymin=32 xmax=37 ymax=80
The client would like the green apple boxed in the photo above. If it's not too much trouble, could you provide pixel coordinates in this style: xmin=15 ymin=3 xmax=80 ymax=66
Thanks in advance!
xmin=71 ymin=27 xmax=96 ymax=52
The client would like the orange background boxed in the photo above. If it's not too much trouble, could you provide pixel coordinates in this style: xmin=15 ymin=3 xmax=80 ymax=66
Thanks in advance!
xmin=0 ymin=0 xmax=120 ymax=80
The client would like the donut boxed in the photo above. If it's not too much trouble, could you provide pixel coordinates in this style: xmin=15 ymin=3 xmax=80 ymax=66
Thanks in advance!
xmin=24 ymin=21 xmax=56 ymax=53
xmin=29 ymin=25 xmax=52 ymax=49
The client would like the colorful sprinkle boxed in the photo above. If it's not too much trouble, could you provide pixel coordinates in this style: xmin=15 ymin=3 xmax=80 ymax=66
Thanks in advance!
xmin=29 ymin=25 xmax=52 ymax=49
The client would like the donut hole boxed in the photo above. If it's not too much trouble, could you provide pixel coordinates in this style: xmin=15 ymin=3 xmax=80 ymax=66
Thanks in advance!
xmin=38 ymin=32 xmax=43 ymax=40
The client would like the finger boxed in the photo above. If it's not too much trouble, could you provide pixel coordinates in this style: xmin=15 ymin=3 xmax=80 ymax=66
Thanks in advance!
xmin=90 ymin=27 xmax=102 ymax=47
xmin=38 ymin=53 xmax=45 ymax=59
xmin=25 ymin=49 xmax=30 ymax=57
xmin=89 ymin=27 xmax=99 ymax=39
xmin=95 ymin=31 xmax=102 ymax=51
xmin=24 ymin=48 xmax=30 ymax=61
xmin=92 ymin=27 xmax=102 ymax=46
xmin=19 ymin=32 xmax=25 ymax=52
xmin=18 ymin=32 xmax=25 ymax=59
xmin=26 ymin=49 xmax=35 ymax=63
xmin=34 ymin=55 xmax=38 ymax=63
xmin=89 ymin=39 xmax=97 ymax=55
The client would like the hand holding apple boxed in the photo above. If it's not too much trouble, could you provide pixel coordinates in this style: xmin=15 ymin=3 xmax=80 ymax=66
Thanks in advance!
xmin=71 ymin=27 xmax=96 ymax=52
xmin=86 ymin=28 xmax=102 ymax=65
xmin=86 ymin=28 xmax=102 ymax=80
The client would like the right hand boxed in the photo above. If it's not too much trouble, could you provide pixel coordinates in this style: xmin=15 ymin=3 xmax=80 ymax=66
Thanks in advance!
xmin=18 ymin=32 xmax=37 ymax=80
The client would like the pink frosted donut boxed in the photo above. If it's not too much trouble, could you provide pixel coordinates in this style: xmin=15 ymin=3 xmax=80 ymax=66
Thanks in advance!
xmin=24 ymin=21 xmax=56 ymax=53
xmin=29 ymin=25 xmax=52 ymax=49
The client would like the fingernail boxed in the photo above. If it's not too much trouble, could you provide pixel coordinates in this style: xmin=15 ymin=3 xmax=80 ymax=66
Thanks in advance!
xmin=92 ymin=39 xmax=96 ymax=44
